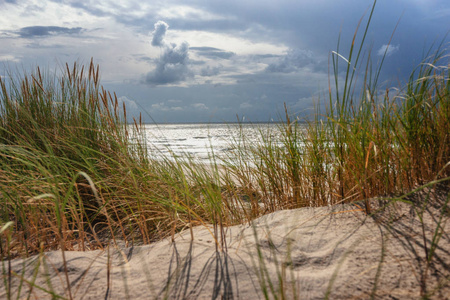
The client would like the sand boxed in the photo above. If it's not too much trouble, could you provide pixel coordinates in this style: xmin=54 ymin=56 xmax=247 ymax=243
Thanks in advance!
xmin=2 ymin=189 xmax=449 ymax=299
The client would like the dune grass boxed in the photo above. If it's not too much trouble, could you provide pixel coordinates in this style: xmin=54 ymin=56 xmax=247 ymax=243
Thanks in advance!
xmin=0 ymin=0 xmax=449 ymax=297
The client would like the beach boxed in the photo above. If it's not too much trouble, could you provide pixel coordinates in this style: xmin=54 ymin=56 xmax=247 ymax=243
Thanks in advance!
xmin=3 ymin=185 xmax=449 ymax=299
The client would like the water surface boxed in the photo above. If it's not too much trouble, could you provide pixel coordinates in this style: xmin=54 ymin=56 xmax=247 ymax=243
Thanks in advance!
xmin=139 ymin=123 xmax=283 ymax=162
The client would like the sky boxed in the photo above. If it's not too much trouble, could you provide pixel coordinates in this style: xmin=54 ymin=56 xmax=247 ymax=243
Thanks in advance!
xmin=0 ymin=0 xmax=449 ymax=123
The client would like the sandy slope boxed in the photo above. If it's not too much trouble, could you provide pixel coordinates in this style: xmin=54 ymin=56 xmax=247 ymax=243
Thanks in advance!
xmin=2 ymin=191 xmax=449 ymax=299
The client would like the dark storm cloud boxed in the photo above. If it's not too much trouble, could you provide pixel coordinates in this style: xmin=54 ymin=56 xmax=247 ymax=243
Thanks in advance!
xmin=145 ymin=21 xmax=192 ymax=85
xmin=18 ymin=26 xmax=83 ymax=38
xmin=145 ymin=42 xmax=191 ymax=85
xmin=190 ymin=47 xmax=235 ymax=59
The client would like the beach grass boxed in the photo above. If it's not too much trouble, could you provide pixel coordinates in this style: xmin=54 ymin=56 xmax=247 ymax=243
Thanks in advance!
xmin=0 ymin=0 xmax=449 ymax=297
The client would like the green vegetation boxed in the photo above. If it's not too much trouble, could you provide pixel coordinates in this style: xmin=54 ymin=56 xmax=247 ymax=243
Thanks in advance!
xmin=0 ymin=14 xmax=448 ymax=259
xmin=0 ymin=1 xmax=448 ymax=298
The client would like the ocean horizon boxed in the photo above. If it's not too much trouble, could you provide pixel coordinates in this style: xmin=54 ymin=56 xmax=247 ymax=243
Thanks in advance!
xmin=134 ymin=122 xmax=303 ymax=162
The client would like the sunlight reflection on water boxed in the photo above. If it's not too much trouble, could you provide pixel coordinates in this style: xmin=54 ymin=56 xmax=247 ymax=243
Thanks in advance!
xmin=138 ymin=123 xmax=288 ymax=162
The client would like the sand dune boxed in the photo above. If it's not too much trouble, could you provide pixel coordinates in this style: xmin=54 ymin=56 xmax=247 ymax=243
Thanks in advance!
xmin=3 ymin=194 xmax=449 ymax=299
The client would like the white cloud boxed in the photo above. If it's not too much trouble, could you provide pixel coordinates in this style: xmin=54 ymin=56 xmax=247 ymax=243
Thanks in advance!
xmin=377 ymin=44 xmax=400 ymax=57
xmin=0 ymin=0 xmax=98 ymax=30
xmin=192 ymin=103 xmax=208 ymax=110
xmin=118 ymin=96 xmax=138 ymax=109
xmin=151 ymin=101 xmax=184 ymax=111
xmin=0 ymin=54 xmax=20 ymax=62
xmin=240 ymin=102 xmax=252 ymax=109
xmin=157 ymin=5 xmax=227 ymax=21
xmin=178 ymin=30 xmax=287 ymax=56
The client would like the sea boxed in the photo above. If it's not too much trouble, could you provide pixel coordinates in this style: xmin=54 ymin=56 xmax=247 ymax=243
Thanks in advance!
xmin=137 ymin=123 xmax=285 ymax=163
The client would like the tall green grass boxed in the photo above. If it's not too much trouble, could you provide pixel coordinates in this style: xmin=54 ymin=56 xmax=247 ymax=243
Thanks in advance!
xmin=0 ymin=60 xmax=228 ymax=259
xmin=1 ymin=41 xmax=448 ymax=258
xmin=223 ymin=17 xmax=449 ymax=216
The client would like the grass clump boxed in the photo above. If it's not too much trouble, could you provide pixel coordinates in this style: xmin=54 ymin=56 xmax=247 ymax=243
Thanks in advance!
xmin=223 ymin=14 xmax=449 ymax=216
xmin=1 ymin=60 xmax=136 ymax=255
xmin=0 ymin=60 xmax=229 ymax=259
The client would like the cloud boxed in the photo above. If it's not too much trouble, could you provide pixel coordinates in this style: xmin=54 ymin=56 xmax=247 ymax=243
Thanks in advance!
xmin=265 ymin=49 xmax=317 ymax=73
xmin=190 ymin=47 xmax=235 ymax=59
xmin=151 ymin=102 xmax=166 ymax=111
xmin=118 ymin=96 xmax=138 ymax=110
xmin=151 ymin=101 xmax=183 ymax=111
xmin=167 ymin=99 xmax=182 ymax=104
xmin=151 ymin=21 xmax=169 ymax=47
xmin=0 ymin=54 xmax=20 ymax=62
xmin=157 ymin=5 xmax=227 ymax=22
xmin=200 ymin=65 xmax=221 ymax=76
xmin=145 ymin=42 xmax=191 ymax=85
xmin=145 ymin=21 xmax=192 ymax=86
xmin=240 ymin=102 xmax=252 ymax=109
xmin=192 ymin=103 xmax=208 ymax=110
xmin=434 ymin=7 xmax=450 ymax=19
xmin=377 ymin=44 xmax=400 ymax=57
xmin=18 ymin=26 xmax=83 ymax=38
